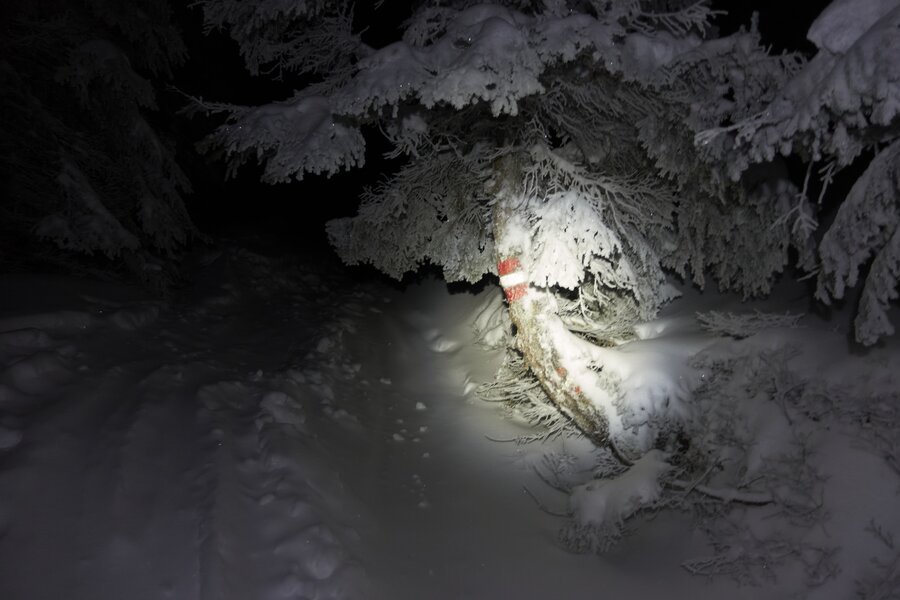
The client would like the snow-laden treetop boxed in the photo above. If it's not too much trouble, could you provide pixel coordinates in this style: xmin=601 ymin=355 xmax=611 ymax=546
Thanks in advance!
xmin=201 ymin=1 xmax=713 ymax=182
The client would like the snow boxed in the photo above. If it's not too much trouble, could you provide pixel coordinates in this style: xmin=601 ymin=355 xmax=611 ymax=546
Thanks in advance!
xmin=0 ymin=240 xmax=898 ymax=599
xmin=569 ymin=449 xmax=671 ymax=526
xmin=807 ymin=0 xmax=900 ymax=53
xmin=621 ymin=32 xmax=700 ymax=80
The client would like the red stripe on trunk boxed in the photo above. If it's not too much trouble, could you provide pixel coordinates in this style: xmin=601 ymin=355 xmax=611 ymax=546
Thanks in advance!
xmin=504 ymin=283 xmax=528 ymax=303
xmin=497 ymin=257 xmax=521 ymax=276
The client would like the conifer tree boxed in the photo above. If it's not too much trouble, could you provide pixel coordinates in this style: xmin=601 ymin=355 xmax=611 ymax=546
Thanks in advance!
xmin=1 ymin=0 xmax=195 ymax=287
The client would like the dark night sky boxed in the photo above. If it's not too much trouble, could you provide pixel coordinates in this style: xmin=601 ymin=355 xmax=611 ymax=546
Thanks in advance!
xmin=713 ymin=1 xmax=828 ymax=54
xmin=171 ymin=1 xmax=831 ymax=253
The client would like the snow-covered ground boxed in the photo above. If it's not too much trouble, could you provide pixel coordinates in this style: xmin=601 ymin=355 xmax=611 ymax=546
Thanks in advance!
xmin=0 ymin=240 xmax=897 ymax=599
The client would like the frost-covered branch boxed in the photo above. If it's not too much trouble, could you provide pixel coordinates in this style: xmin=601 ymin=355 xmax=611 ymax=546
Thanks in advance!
xmin=687 ymin=2 xmax=900 ymax=343
xmin=696 ymin=310 xmax=805 ymax=339
xmin=818 ymin=140 xmax=900 ymax=344
xmin=200 ymin=95 xmax=366 ymax=183
xmin=857 ymin=521 xmax=900 ymax=600
xmin=198 ymin=0 xmax=353 ymax=76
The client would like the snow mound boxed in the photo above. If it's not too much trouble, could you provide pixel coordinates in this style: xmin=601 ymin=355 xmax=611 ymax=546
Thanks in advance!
xmin=0 ymin=426 xmax=23 ymax=451
xmin=569 ymin=450 xmax=671 ymax=526
xmin=258 ymin=390 xmax=307 ymax=432
xmin=0 ymin=311 xmax=94 ymax=335
xmin=1 ymin=348 xmax=73 ymax=395
xmin=428 ymin=336 xmax=461 ymax=353
xmin=599 ymin=335 xmax=713 ymax=437
xmin=0 ymin=328 xmax=55 ymax=355
xmin=109 ymin=304 xmax=161 ymax=330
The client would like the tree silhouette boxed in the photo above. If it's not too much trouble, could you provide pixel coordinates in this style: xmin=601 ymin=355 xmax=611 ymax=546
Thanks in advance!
xmin=1 ymin=0 xmax=194 ymax=287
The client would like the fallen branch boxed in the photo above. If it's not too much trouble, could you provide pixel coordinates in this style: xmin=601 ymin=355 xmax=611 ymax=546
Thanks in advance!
xmin=670 ymin=479 xmax=773 ymax=505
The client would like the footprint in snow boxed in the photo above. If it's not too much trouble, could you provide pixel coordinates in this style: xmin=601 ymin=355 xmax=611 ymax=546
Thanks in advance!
xmin=0 ymin=426 xmax=23 ymax=451
xmin=428 ymin=336 xmax=461 ymax=353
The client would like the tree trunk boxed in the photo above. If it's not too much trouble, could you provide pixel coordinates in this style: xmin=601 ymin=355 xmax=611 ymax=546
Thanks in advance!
xmin=491 ymin=157 xmax=613 ymax=447
xmin=489 ymin=157 xmax=775 ymax=507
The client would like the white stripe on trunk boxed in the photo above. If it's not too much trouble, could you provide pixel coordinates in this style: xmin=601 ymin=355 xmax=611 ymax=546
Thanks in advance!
xmin=499 ymin=271 xmax=528 ymax=288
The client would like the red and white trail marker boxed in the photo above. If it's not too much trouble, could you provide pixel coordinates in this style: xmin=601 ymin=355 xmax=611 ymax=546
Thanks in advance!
xmin=497 ymin=257 xmax=528 ymax=303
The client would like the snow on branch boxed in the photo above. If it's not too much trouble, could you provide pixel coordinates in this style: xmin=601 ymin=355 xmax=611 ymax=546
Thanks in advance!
xmin=715 ymin=4 xmax=900 ymax=171
xmin=628 ymin=0 xmax=716 ymax=37
xmin=200 ymin=1 xmax=720 ymax=187
xmin=201 ymin=95 xmax=366 ymax=182
xmin=521 ymin=144 xmax=676 ymax=314
xmin=83 ymin=0 xmax=187 ymax=76
xmin=198 ymin=0 xmax=344 ymax=75
xmin=335 ymin=5 xmax=549 ymax=117
xmin=854 ymin=226 xmax=900 ymax=345
xmin=258 ymin=9 xmax=361 ymax=81
xmin=327 ymin=149 xmax=495 ymax=282
xmin=403 ymin=6 xmax=458 ymax=47
xmin=563 ymin=449 xmax=672 ymax=552
xmin=817 ymin=140 xmax=900 ymax=344
xmin=57 ymin=40 xmax=157 ymax=109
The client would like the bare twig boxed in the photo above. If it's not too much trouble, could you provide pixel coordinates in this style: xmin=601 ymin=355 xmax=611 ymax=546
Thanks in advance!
xmin=522 ymin=485 xmax=570 ymax=518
